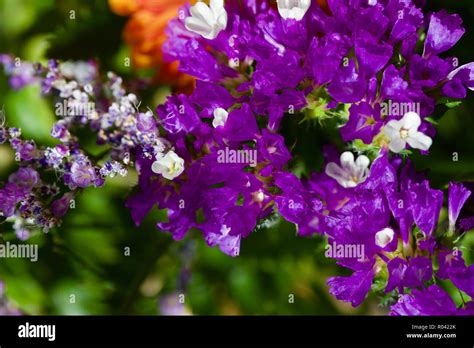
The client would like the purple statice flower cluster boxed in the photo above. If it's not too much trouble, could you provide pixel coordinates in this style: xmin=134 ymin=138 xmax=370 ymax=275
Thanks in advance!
xmin=288 ymin=148 xmax=474 ymax=315
xmin=163 ymin=0 xmax=474 ymax=155
xmin=148 ymin=0 xmax=474 ymax=313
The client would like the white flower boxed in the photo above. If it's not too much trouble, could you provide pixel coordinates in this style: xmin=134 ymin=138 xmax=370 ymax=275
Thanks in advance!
xmin=185 ymin=0 xmax=227 ymax=40
xmin=152 ymin=150 xmax=185 ymax=180
xmin=368 ymin=0 xmax=377 ymax=5
xmin=212 ymin=107 xmax=229 ymax=128
xmin=384 ymin=112 xmax=432 ymax=153
xmin=277 ymin=0 xmax=311 ymax=21
xmin=325 ymin=152 xmax=370 ymax=188
xmin=375 ymin=227 xmax=395 ymax=248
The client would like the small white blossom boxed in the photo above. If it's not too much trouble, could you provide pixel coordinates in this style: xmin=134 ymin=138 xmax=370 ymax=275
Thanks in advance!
xmin=375 ymin=228 xmax=395 ymax=248
xmin=277 ymin=0 xmax=311 ymax=21
xmin=384 ymin=112 xmax=432 ymax=153
xmin=212 ymin=107 xmax=228 ymax=128
xmin=185 ymin=0 xmax=227 ymax=40
xmin=152 ymin=150 xmax=185 ymax=180
xmin=325 ymin=152 xmax=370 ymax=188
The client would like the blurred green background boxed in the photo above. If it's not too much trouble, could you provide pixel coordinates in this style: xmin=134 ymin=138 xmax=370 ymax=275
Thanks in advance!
xmin=0 ymin=0 xmax=473 ymax=315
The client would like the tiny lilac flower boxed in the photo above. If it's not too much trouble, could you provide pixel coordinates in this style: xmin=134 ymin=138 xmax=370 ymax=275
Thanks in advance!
xmin=70 ymin=161 xmax=96 ymax=188
xmin=9 ymin=167 xmax=39 ymax=190
xmin=277 ymin=0 xmax=311 ymax=21
xmin=325 ymin=152 xmax=370 ymax=188
xmin=185 ymin=0 xmax=227 ymax=40
xmin=212 ymin=107 xmax=228 ymax=128
xmin=152 ymin=150 xmax=185 ymax=180
xmin=384 ymin=112 xmax=432 ymax=153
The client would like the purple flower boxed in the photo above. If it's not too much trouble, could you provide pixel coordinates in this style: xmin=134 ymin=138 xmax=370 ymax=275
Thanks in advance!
xmin=424 ymin=11 xmax=465 ymax=57
xmin=0 ymin=183 xmax=25 ymax=217
xmin=327 ymin=59 xmax=367 ymax=103
xmin=459 ymin=216 xmax=474 ymax=232
xmin=51 ymin=192 xmax=75 ymax=217
xmin=327 ymin=269 xmax=375 ymax=308
xmin=217 ymin=104 xmax=259 ymax=142
xmin=409 ymin=55 xmax=451 ymax=89
xmin=340 ymin=102 xmax=382 ymax=144
xmin=386 ymin=257 xmax=432 ymax=292
xmin=448 ymin=183 xmax=471 ymax=232
xmin=69 ymin=160 xmax=97 ymax=188
xmin=380 ymin=65 xmax=409 ymax=102
xmin=17 ymin=140 xmax=37 ymax=161
xmin=136 ymin=111 xmax=158 ymax=134
xmin=390 ymin=285 xmax=458 ymax=316
xmin=407 ymin=180 xmax=443 ymax=240
xmin=0 ymin=55 xmax=38 ymax=89
xmin=437 ymin=251 xmax=474 ymax=298
xmin=157 ymin=95 xmax=200 ymax=135
xmin=355 ymin=34 xmax=393 ymax=77
xmin=258 ymin=129 xmax=291 ymax=169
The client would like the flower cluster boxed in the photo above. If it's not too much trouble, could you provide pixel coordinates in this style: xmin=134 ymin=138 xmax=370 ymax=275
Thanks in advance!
xmin=0 ymin=55 xmax=175 ymax=237
xmin=2 ymin=0 xmax=474 ymax=315
xmin=301 ymin=149 xmax=474 ymax=314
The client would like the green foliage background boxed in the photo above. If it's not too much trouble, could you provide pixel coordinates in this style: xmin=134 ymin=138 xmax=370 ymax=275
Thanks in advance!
xmin=0 ymin=0 xmax=473 ymax=315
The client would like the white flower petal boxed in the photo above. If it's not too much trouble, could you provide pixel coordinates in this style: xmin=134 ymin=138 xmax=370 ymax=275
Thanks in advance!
xmin=210 ymin=0 xmax=224 ymax=10
xmin=325 ymin=162 xmax=348 ymax=186
xmin=277 ymin=0 xmax=311 ymax=21
xmin=406 ymin=131 xmax=433 ymax=151
xmin=383 ymin=120 xmax=402 ymax=139
xmin=186 ymin=1 xmax=227 ymax=39
xmin=340 ymin=151 xmax=355 ymax=170
xmin=216 ymin=11 xmax=228 ymax=28
xmin=185 ymin=17 xmax=212 ymax=36
xmin=152 ymin=151 xmax=185 ymax=180
xmin=212 ymin=107 xmax=229 ymax=128
xmin=355 ymin=155 xmax=370 ymax=171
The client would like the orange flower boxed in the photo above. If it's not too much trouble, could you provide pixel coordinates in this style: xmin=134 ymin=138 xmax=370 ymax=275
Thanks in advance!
xmin=109 ymin=0 xmax=194 ymax=91
xmin=317 ymin=0 xmax=330 ymax=13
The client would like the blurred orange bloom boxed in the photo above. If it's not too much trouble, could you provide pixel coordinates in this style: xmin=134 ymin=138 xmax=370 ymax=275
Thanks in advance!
xmin=109 ymin=0 xmax=195 ymax=90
